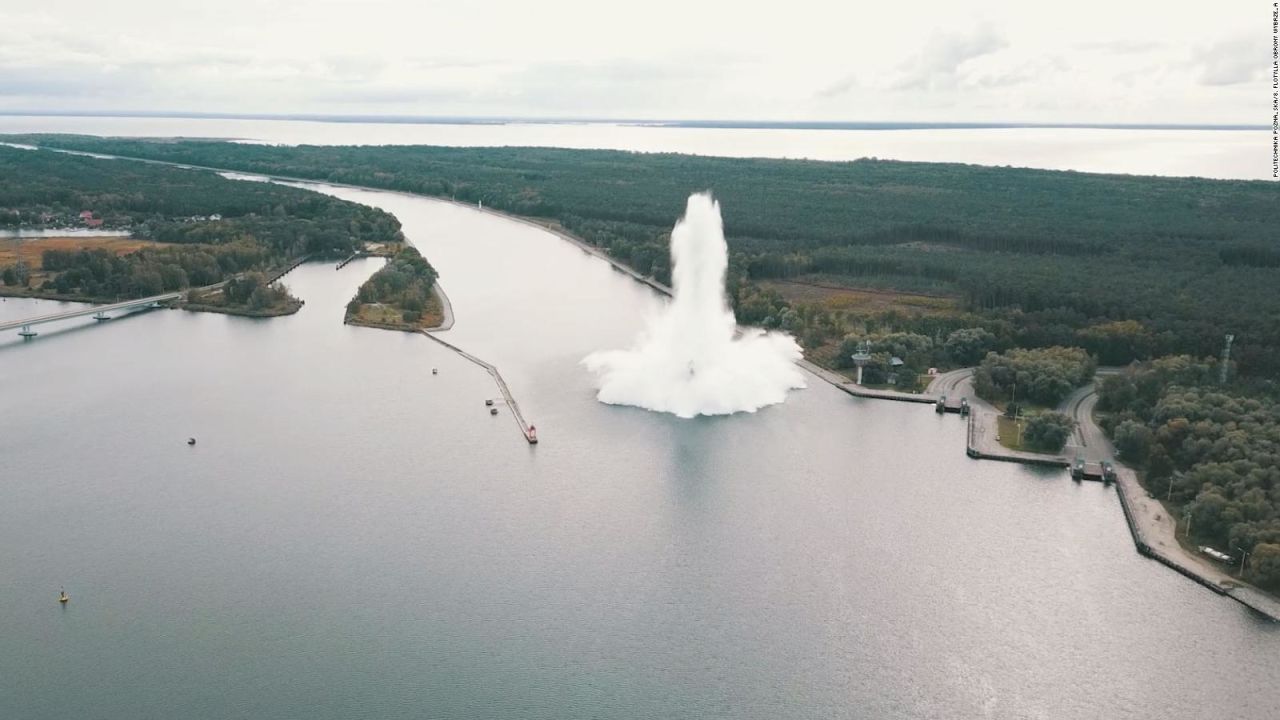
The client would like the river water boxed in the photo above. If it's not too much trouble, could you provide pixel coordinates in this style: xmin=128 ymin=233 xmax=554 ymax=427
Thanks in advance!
xmin=0 ymin=114 xmax=1269 ymax=179
xmin=1 ymin=180 xmax=1276 ymax=719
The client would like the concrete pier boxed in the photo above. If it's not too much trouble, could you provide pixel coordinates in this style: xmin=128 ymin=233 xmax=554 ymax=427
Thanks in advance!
xmin=419 ymin=330 xmax=537 ymax=445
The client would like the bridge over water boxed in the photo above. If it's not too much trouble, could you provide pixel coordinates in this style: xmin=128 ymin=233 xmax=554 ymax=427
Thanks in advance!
xmin=0 ymin=292 xmax=183 ymax=337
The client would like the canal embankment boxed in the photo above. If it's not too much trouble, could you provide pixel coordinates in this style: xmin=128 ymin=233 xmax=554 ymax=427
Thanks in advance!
xmin=29 ymin=144 xmax=1275 ymax=620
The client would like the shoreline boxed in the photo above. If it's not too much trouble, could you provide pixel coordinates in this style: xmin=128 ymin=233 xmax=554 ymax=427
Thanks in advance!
xmin=474 ymin=197 xmax=1279 ymax=618
xmin=182 ymin=300 xmax=303 ymax=318
xmin=337 ymin=250 xmax=453 ymax=333
xmin=430 ymin=282 xmax=455 ymax=331
xmin=23 ymin=144 xmax=1276 ymax=619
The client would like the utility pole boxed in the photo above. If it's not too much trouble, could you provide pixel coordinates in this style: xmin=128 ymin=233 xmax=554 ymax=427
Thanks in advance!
xmin=1230 ymin=540 xmax=1252 ymax=575
xmin=1183 ymin=511 xmax=1192 ymax=539
xmin=1220 ymin=334 xmax=1234 ymax=385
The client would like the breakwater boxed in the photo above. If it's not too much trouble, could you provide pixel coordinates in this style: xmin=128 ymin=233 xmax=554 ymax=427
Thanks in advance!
xmin=419 ymin=329 xmax=536 ymax=444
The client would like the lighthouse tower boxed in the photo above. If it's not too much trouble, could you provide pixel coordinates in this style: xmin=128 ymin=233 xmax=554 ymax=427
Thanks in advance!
xmin=850 ymin=342 xmax=873 ymax=385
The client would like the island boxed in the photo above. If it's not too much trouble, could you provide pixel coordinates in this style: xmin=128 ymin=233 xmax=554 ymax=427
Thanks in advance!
xmin=344 ymin=245 xmax=446 ymax=331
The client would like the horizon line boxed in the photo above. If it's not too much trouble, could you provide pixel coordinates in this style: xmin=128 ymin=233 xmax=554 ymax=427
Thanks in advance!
xmin=0 ymin=110 xmax=1266 ymax=132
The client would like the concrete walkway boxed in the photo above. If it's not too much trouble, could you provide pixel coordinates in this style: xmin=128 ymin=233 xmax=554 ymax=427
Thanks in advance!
xmin=428 ymin=282 xmax=455 ymax=332
xmin=1069 ymin=387 xmax=1280 ymax=620
xmin=965 ymin=410 xmax=1070 ymax=466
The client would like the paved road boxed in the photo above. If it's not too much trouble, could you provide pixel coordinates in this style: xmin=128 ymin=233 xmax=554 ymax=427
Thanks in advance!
xmin=925 ymin=368 xmax=998 ymax=413
xmin=1058 ymin=374 xmax=1262 ymax=605
xmin=0 ymin=291 xmax=183 ymax=333
xmin=1055 ymin=367 xmax=1123 ymax=460
xmin=925 ymin=367 xmax=972 ymax=395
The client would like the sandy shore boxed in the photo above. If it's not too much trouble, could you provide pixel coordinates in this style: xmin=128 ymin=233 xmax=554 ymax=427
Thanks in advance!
xmin=428 ymin=282 xmax=454 ymax=331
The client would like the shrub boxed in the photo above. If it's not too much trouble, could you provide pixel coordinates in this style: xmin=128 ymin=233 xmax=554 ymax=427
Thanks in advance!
xmin=1021 ymin=412 xmax=1075 ymax=452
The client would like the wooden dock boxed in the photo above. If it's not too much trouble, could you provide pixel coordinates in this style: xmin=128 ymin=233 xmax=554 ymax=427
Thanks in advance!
xmin=335 ymin=252 xmax=367 ymax=270
xmin=266 ymin=254 xmax=310 ymax=284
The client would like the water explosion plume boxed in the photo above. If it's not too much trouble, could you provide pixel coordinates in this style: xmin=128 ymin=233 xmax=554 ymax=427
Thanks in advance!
xmin=583 ymin=193 xmax=806 ymax=418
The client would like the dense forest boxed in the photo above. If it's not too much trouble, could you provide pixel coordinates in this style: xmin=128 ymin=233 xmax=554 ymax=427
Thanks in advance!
xmin=8 ymin=135 xmax=1279 ymax=377
xmin=0 ymin=145 xmax=402 ymax=304
xmin=345 ymin=246 xmax=442 ymax=329
xmin=1097 ymin=357 xmax=1280 ymax=589
xmin=974 ymin=346 xmax=1097 ymax=407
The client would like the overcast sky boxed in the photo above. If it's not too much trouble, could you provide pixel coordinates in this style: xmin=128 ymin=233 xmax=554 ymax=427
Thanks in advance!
xmin=0 ymin=1 xmax=1268 ymax=123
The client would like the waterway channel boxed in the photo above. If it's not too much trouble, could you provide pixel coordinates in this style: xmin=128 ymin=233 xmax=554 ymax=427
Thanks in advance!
xmin=1 ymin=183 xmax=1276 ymax=719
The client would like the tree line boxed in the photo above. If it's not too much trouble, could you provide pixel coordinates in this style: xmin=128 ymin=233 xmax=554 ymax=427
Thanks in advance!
xmin=10 ymin=135 xmax=1279 ymax=377
xmin=1098 ymin=357 xmax=1280 ymax=589
xmin=346 ymin=246 xmax=439 ymax=325
xmin=0 ymin=146 xmax=404 ymax=308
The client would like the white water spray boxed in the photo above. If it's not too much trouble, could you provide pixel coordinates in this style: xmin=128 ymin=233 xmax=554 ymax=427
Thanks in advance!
xmin=583 ymin=193 xmax=806 ymax=418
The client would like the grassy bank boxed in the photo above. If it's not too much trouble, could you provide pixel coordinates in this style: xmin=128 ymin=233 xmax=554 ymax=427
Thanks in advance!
xmin=344 ymin=245 xmax=443 ymax=331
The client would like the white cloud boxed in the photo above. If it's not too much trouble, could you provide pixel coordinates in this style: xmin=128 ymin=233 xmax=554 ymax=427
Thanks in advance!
xmin=1193 ymin=36 xmax=1268 ymax=86
xmin=888 ymin=26 xmax=1008 ymax=91
xmin=0 ymin=1 xmax=1267 ymax=124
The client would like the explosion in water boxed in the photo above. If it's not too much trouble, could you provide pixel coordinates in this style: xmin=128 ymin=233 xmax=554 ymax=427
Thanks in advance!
xmin=583 ymin=193 xmax=806 ymax=418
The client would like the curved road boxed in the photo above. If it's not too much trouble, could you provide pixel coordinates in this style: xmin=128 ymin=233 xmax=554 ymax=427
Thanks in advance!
xmin=1056 ymin=368 xmax=1123 ymax=459
xmin=926 ymin=368 xmax=998 ymax=413
xmin=925 ymin=367 xmax=972 ymax=396
xmin=1055 ymin=374 xmax=1259 ymax=602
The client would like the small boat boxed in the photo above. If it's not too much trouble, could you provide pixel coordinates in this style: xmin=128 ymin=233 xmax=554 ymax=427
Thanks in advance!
xmin=527 ymin=425 xmax=538 ymax=444
xmin=187 ymin=437 xmax=196 ymax=446
xmin=59 ymin=589 xmax=69 ymax=604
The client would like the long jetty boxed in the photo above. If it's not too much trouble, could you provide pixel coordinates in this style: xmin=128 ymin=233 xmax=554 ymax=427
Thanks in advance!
xmin=418 ymin=330 xmax=536 ymax=444
xmin=267 ymin=255 xmax=310 ymax=284
xmin=335 ymin=252 xmax=367 ymax=271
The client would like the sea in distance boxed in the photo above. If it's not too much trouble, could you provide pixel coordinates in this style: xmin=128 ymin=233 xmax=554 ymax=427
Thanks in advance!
xmin=0 ymin=113 xmax=1269 ymax=179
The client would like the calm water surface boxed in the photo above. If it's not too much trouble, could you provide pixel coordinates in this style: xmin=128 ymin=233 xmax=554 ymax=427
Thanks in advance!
xmin=0 ymin=114 xmax=1269 ymax=179
xmin=1 ymin=185 xmax=1277 ymax=719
